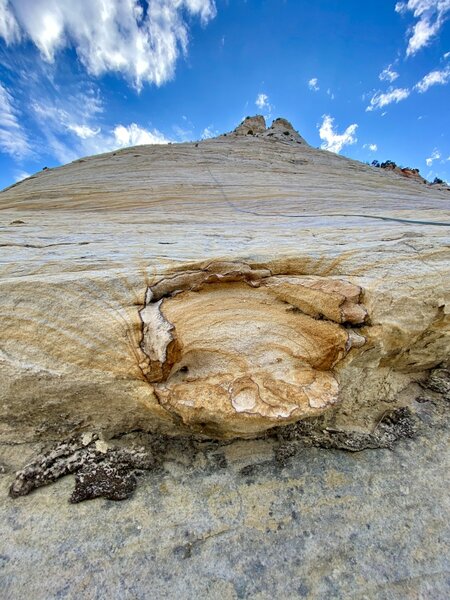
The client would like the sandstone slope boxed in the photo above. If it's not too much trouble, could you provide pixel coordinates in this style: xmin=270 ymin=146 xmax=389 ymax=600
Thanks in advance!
xmin=0 ymin=116 xmax=449 ymax=442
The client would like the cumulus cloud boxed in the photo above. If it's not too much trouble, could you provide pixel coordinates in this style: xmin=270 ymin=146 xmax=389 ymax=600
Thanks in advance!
xmin=395 ymin=0 xmax=450 ymax=56
xmin=0 ymin=0 xmax=217 ymax=89
xmin=318 ymin=115 xmax=358 ymax=154
xmin=113 ymin=123 xmax=168 ymax=147
xmin=308 ymin=77 xmax=319 ymax=91
xmin=379 ymin=64 xmax=399 ymax=82
xmin=415 ymin=65 xmax=450 ymax=91
xmin=255 ymin=93 xmax=269 ymax=110
xmin=366 ymin=87 xmax=410 ymax=111
xmin=0 ymin=82 xmax=31 ymax=158
xmin=51 ymin=121 xmax=169 ymax=163
xmin=364 ymin=143 xmax=378 ymax=151
xmin=30 ymin=87 xmax=169 ymax=163
xmin=426 ymin=148 xmax=441 ymax=165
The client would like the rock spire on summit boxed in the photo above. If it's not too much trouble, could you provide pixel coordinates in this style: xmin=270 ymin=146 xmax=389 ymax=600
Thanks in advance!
xmin=230 ymin=115 xmax=308 ymax=145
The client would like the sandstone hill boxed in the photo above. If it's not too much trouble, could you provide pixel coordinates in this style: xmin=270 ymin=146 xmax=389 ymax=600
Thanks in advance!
xmin=0 ymin=116 xmax=449 ymax=443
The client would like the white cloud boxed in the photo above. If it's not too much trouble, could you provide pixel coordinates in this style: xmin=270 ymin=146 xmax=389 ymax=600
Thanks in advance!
xmin=415 ymin=65 xmax=450 ymax=91
xmin=30 ymin=90 xmax=169 ymax=163
xmin=379 ymin=64 xmax=399 ymax=82
xmin=308 ymin=77 xmax=319 ymax=91
xmin=366 ymin=87 xmax=410 ymax=111
xmin=395 ymin=0 xmax=450 ymax=56
xmin=255 ymin=93 xmax=273 ymax=117
xmin=0 ymin=0 xmax=217 ymax=89
xmin=255 ymin=93 xmax=269 ymax=110
xmin=0 ymin=0 xmax=19 ymax=43
xmin=113 ymin=123 xmax=168 ymax=147
xmin=201 ymin=126 xmax=218 ymax=139
xmin=14 ymin=170 xmax=31 ymax=182
xmin=172 ymin=124 xmax=193 ymax=141
xmin=444 ymin=51 xmax=450 ymax=58
xmin=326 ymin=88 xmax=335 ymax=100
xmin=0 ymin=82 xmax=31 ymax=158
xmin=426 ymin=148 xmax=441 ymax=165
xmin=67 ymin=124 xmax=101 ymax=139
xmin=318 ymin=115 xmax=358 ymax=154
xmin=364 ymin=143 xmax=378 ymax=151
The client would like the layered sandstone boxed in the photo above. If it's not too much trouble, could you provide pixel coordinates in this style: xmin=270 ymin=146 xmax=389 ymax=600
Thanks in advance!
xmin=0 ymin=116 xmax=449 ymax=441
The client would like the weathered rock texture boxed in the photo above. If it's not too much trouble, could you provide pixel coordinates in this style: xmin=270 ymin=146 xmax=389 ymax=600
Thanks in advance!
xmin=0 ymin=116 xmax=449 ymax=442
xmin=1 ymin=385 xmax=449 ymax=598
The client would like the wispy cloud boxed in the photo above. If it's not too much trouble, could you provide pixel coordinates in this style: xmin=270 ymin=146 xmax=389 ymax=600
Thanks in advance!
xmin=415 ymin=65 xmax=450 ymax=91
xmin=0 ymin=0 xmax=19 ymax=43
xmin=308 ymin=77 xmax=319 ymax=91
xmin=0 ymin=0 xmax=217 ymax=90
xmin=201 ymin=126 xmax=218 ymax=139
xmin=14 ymin=170 xmax=31 ymax=182
xmin=0 ymin=82 xmax=31 ymax=158
xmin=366 ymin=87 xmax=410 ymax=111
xmin=67 ymin=124 xmax=101 ymax=139
xmin=363 ymin=143 xmax=378 ymax=151
xmin=255 ymin=92 xmax=274 ymax=119
xmin=379 ymin=64 xmax=399 ymax=82
xmin=395 ymin=0 xmax=450 ymax=56
xmin=318 ymin=115 xmax=358 ymax=154
xmin=172 ymin=124 xmax=193 ymax=142
xmin=255 ymin=93 xmax=269 ymax=110
xmin=426 ymin=148 xmax=441 ymax=165
xmin=29 ymin=85 xmax=169 ymax=163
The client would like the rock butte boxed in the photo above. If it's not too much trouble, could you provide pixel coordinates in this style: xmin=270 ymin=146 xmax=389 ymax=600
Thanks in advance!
xmin=0 ymin=115 xmax=449 ymax=441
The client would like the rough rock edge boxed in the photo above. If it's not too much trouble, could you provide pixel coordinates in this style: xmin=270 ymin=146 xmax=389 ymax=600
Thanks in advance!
xmin=9 ymin=368 xmax=449 ymax=503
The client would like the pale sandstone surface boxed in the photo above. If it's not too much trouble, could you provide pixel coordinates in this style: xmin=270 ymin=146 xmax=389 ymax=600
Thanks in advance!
xmin=0 ymin=116 xmax=449 ymax=442
xmin=0 ymin=394 xmax=449 ymax=599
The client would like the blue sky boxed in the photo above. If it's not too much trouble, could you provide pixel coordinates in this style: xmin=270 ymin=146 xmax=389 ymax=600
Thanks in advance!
xmin=0 ymin=0 xmax=449 ymax=189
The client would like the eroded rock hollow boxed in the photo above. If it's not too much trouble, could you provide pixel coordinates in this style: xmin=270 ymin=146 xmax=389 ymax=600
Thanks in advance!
xmin=0 ymin=116 xmax=449 ymax=442
xmin=139 ymin=262 xmax=367 ymax=436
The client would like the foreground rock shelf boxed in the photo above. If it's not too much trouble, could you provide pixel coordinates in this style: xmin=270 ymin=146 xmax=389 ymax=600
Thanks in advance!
xmin=0 ymin=116 xmax=449 ymax=443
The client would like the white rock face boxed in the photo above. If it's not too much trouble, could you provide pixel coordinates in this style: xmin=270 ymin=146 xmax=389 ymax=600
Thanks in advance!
xmin=0 ymin=117 xmax=449 ymax=441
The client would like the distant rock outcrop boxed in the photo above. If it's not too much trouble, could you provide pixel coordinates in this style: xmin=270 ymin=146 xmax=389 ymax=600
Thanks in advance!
xmin=231 ymin=115 xmax=308 ymax=144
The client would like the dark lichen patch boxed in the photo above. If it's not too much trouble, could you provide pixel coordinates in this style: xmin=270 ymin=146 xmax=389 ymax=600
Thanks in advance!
xmin=273 ymin=407 xmax=418 ymax=465
xmin=71 ymin=459 xmax=138 ymax=503
xmin=8 ymin=409 xmax=419 ymax=502
xmin=69 ymin=447 xmax=157 ymax=503
xmin=10 ymin=369 xmax=449 ymax=503
xmin=9 ymin=436 xmax=158 ymax=503
xmin=421 ymin=368 xmax=450 ymax=398
xmin=9 ymin=436 xmax=93 ymax=498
